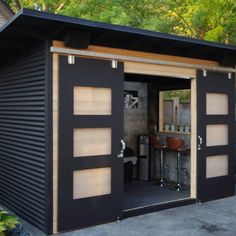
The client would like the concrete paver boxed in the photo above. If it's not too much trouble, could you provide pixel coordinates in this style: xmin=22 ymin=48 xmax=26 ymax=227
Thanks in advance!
xmin=21 ymin=194 xmax=236 ymax=236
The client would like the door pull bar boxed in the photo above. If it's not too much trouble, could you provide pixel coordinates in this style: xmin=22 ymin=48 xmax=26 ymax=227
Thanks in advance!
xmin=117 ymin=139 xmax=126 ymax=158
xmin=198 ymin=135 xmax=203 ymax=150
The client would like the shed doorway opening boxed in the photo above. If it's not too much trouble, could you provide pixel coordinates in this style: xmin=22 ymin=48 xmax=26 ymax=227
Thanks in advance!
xmin=123 ymin=73 xmax=193 ymax=211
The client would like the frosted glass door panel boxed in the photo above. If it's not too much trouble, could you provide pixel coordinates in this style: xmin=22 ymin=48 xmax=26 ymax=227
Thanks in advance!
xmin=206 ymin=155 xmax=228 ymax=178
xmin=206 ymin=93 xmax=228 ymax=115
xmin=73 ymin=167 xmax=111 ymax=199
xmin=206 ymin=124 xmax=228 ymax=147
xmin=74 ymin=128 xmax=111 ymax=157
xmin=74 ymin=86 xmax=112 ymax=115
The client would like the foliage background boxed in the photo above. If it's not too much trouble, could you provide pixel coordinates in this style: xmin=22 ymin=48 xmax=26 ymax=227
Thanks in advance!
xmin=6 ymin=0 xmax=236 ymax=45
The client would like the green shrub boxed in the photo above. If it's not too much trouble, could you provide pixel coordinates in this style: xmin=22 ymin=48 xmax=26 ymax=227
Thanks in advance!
xmin=0 ymin=210 xmax=18 ymax=235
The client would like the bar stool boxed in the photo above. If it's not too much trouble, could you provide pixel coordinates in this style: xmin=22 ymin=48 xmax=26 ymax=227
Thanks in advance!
xmin=166 ymin=137 xmax=190 ymax=191
xmin=149 ymin=135 xmax=167 ymax=187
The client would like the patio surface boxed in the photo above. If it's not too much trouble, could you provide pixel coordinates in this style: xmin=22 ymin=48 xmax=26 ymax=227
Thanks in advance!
xmin=19 ymin=193 xmax=236 ymax=236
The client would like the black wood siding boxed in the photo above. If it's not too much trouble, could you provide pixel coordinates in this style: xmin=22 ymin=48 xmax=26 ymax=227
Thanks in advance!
xmin=0 ymin=42 xmax=50 ymax=233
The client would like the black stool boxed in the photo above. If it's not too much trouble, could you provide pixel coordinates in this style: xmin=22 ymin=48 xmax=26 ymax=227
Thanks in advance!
xmin=166 ymin=137 xmax=190 ymax=191
xmin=149 ymin=135 xmax=167 ymax=187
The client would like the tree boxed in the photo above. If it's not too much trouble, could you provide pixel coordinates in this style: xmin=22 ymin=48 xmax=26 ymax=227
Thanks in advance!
xmin=6 ymin=0 xmax=69 ymax=12
xmin=163 ymin=90 xmax=191 ymax=103
xmin=162 ymin=0 xmax=236 ymax=44
xmin=5 ymin=0 xmax=236 ymax=45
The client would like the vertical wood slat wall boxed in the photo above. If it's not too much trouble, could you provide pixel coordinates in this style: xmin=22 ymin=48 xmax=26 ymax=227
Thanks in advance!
xmin=52 ymin=53 xmax=59 ymax=233
xmin=0 ymin=42 xmax=48 ymax=232
xmin=190 ymin=78 xmax=197 ymax=198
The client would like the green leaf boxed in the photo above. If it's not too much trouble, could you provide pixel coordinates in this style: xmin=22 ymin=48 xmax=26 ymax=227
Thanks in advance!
xmin=0 ymin=210 xmax=18 ymax=233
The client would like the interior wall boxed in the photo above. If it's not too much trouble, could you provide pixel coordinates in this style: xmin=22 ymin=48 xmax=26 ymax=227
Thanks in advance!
xmin=124 ymin=81 xmax=148 ymax=153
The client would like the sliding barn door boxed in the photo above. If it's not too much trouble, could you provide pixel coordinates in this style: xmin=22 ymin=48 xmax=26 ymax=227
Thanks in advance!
xmin=58 ymin=56 xmax=124 ymax=231
xmin=197 ymin=70 xmax=235 ymax=202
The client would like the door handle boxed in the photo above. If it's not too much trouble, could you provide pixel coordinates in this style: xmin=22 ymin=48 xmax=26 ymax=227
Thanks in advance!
xmin=198 ymin=135 xmax=203 ymax=150
xmin=121 ymin=139 xmax=126 ymax=151
xmin=117 ymin=139 xmax=126 ymax=158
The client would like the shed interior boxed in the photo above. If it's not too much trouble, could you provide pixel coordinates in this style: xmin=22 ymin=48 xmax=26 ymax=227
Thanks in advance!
xmin=123 ymin=73 xmax=191 ymax=210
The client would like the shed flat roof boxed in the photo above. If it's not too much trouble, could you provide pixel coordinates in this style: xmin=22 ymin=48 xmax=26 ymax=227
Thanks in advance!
xmin=0 ymin=8 xmax=236 ymax=66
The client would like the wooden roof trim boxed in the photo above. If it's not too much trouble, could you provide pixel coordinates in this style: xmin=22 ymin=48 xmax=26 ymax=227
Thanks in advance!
xmin=53 ymin=40 xmax=219 ymax=67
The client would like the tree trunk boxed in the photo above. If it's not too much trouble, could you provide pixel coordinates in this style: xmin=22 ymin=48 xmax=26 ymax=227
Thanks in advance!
xmin=43 ymin=4 xmax=49 ymax=12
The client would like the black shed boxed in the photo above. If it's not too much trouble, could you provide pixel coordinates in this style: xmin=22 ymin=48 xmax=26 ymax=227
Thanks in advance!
xmin=0 ymin=9 xmax=236 ymax=235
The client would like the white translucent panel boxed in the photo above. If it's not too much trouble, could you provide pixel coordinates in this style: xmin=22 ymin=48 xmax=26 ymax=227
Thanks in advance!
xmin=73 ymin=168 xmax=111 ymax=199
xmin=74 ymin=128 xmax=111 ymax=157
xmin=206 ymin=155 xmax=228 ymax=178
xmin=206 ymin=125 xmax=228 ymax=147
xmin=74 ymin=86 xmax=112 ymax=115
xmin=206 ymin=93 xmax=228 ymax=115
